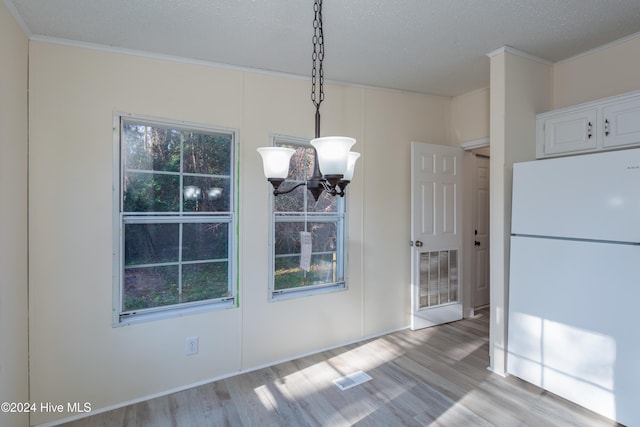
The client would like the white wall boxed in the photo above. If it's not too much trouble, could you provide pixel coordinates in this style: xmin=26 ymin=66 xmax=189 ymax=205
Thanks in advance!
xmin=553 ymin=33 xmax=640 ymax=109
xmin=362 ymin=88 xmax=451 ymax=334
xmin=28 ymin=44 xmax=246 ymax=427
xmin=450 ymin=87 xmax=490 ymax=146
xmin=488 ymin=48 xmax=553 ymax=375
xmin=27 ymin=40 xmax=451 ymax=425
xmin=0 ymin=2 xmax=29 ymax=426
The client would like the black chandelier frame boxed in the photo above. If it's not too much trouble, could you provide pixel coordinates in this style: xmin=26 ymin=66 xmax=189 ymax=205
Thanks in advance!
xmin=268 ymin=0 xmax=352 ymax=201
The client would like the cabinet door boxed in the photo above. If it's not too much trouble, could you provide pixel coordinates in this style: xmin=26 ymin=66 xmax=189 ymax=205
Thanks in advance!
xmin=602 ymin=97 xmax=640 ymax=148
xmin=541 ymin=108 xmax=598 ymax=156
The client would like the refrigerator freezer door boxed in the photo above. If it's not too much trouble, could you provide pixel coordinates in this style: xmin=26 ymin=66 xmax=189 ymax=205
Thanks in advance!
xmin=508 ymin=236 xmax=640 ymax=427
xmin=511 ymin=147 xmax=640 ymax=243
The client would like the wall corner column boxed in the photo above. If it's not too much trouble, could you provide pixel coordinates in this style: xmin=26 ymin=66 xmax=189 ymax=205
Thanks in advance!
xmin=487 ymin=47 xmax=553 ymax=376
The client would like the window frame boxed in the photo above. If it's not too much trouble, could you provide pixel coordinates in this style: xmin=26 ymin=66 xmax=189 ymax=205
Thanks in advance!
xmin=112 ymin=113 xmax=239 ymax=326
xmin=269 ymin=134 xmax=348 ymax=301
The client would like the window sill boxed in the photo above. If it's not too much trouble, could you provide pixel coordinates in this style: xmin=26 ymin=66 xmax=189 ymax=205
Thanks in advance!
xmin=114 ymin=298 xmax=236 ymax=327
xmin=271 ymin=282 xmax=346 ymax=302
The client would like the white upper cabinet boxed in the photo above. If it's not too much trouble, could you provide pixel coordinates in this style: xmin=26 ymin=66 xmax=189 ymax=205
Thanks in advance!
xmin=538 ymin=107 xmax=598 ymax=156
xmin=601 ymin=96 xmax=640 ymax=148
xmin=537 ymin=90 xmax=640 ymax=158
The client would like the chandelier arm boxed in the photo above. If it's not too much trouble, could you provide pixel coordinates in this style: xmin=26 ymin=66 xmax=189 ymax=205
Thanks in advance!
xmin=319 ymin=180 xmax=344 ymax=197
xmin=336 ymin=180 xmax=349 ymax=197
xmin=271 ymin=181 xmax=308 ymax=196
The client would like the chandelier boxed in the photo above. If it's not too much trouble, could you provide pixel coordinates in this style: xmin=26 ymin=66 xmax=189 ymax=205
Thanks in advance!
xmin=257 ymin=0 xmax=360 ymax=201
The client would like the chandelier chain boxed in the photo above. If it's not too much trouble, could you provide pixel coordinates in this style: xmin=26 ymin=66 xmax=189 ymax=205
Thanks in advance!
xmin=311 ymin=0 xmax=325 ymax=110
xmin=258 ymin=0 xmax=357 ymax=201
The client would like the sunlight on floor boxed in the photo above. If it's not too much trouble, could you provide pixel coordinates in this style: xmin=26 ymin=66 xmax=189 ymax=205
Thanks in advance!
xmin=253 ymin=384 xmax=279 ymax=412
xmin=251 ymin=336 xmax=408 ymax=415
xmin=249 ymin=318 xmax=493 ymax=425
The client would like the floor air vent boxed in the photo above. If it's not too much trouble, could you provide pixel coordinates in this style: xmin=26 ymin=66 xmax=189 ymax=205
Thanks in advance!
xmin=333 ymin=370 xmax=372 ymax=391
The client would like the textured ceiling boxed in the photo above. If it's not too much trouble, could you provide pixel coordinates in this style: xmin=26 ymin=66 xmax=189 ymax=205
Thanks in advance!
xmin=6 ymin=0 xmax=640 ymax=96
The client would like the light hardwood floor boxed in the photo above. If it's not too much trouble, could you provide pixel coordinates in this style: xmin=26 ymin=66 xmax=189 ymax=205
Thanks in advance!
xmin=61 ymin=309 xmax=623 ymax=426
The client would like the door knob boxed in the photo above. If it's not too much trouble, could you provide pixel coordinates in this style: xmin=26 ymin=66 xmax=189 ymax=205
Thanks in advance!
xmin=474 ymin=240 xmax=480 ymax=246
xmin=415 ymin=241 xmax=423 ymax=247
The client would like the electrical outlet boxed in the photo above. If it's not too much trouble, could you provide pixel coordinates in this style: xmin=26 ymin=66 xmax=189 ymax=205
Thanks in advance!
xmin=185 ymin=336 xmax=198 ymax=355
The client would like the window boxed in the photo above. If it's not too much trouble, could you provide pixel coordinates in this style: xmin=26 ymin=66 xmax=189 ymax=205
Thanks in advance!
xmin=270 ymin=136 xmax=346 ymax=299
xmin=113 ymin=115 xmax=237 ymax=324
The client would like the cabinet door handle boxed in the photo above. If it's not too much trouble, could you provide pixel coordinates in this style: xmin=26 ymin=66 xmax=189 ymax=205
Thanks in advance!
xmin=587 ymin=121 xmax=593 ymax=139
xmin=604 ymin=119 xmax=610 ymax=137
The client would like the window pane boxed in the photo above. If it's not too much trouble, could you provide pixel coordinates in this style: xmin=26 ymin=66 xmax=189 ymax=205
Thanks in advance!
xmin=123 ymin=265 xmax=179 ymax=311
xmin=273 ymin=221 xmax=341 ymax=291
xmin=288 ymin=145 xmax=315 ymax=181
xmin=182 ymin=262 xmax=230 ymax=302
xmin=273 ymin=144 xmax=314 ymax=213
xmin=123 ymin=172 xmax=180 ymax=212
xmin=273 ymin=185 xmax=340 ymax=212
xmin=274 ymin=256 xmax=303 ymax=290
xmin=119 ymin=116 xmax=236 ymax=322
xmin=183 ymin=176 xmax=230 ymax=212
xmin=271 ymin=137 xmax=345 ymax=298
xmin=123 ymin=123 xmax=181 ymax=172
xmin=274 ymin=222 xmax=303 ymax=256
xmin=308 ymin=191 xmax=338 ymax=213
xmin=183 ymin=133 xmax=231 ymax=175
xmin=274 ymin=185 xmax=305 ymax=212
xmin=182 ymin=222 xmax=229 ymax=261
xmin=309 ymin=221 xmax=337 ymax=252
xmin=308 ymin=253 xmax=339 ymax=284
xmin=274 ymin=254 xmax=339 ymax=290
xmin=124 ymin=223 xmax=179 ymax=266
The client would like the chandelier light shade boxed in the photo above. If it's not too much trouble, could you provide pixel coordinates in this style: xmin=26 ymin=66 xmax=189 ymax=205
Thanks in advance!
xmin=343 ymin=152 xmax=361 ymax=182
xmin=256 ymin=0 xmax=359 ymax=200
xmin=310 ymin=136 xmax=356 ymax=178
xmin=257 ymin=147 xmax=296 ymax=179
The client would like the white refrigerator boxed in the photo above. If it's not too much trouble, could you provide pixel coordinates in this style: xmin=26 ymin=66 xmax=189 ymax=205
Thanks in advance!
xmin=508 ymin=148 xmax=640 ymax=427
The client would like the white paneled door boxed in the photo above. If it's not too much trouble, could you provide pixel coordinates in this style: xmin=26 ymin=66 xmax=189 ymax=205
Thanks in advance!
xmin=472 ymin=155 xmax=490 ymax=308
xmin=410 ymin=142 xmax=463 ymax=330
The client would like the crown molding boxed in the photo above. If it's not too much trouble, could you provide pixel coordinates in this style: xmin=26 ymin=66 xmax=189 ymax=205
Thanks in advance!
xmin=556 ymin=31 xmax=640 ymax=65
xmin=28 ymin=35 xmax=447 ymax=97
xmin=486 ymin=46 xmax=552 ymax=65
xmin=28 ymin=35 xmax=315 ymax=82
xmin=3 ymin=0 xmax=31 ymax=37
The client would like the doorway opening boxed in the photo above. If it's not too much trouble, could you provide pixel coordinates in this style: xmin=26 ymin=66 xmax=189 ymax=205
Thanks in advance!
xmin=462 ymin=139 xmax=490 ymax=317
